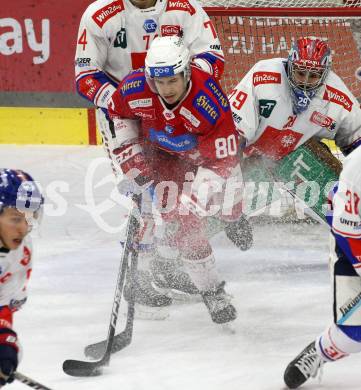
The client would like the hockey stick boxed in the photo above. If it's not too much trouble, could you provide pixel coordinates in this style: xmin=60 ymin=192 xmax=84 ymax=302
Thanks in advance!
xmin=62 ymin=194 xmax=141 ymax=377
xmin=14 ymin=372 xmax=53 ymax=390
xmin=84 ymin=247 xmax=137 ymax=360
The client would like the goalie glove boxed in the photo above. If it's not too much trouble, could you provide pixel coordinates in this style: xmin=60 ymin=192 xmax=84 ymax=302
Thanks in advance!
xmin=0 ymin=327 xmax=18 ymax=386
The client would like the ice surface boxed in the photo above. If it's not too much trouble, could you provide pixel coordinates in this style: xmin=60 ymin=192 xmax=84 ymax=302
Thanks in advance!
xmin=1 ymin=145 xmax=359 ymax=390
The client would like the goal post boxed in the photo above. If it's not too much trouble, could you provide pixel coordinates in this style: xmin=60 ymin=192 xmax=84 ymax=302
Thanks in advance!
xmin=201 ymin=1 xmax=361 ymax=100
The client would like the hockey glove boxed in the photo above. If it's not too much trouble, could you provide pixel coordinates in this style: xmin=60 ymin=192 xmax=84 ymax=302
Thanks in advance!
xmin=179 ymin=166 xmax=226 ymax=218
xmin=224 ymin=215 xmax=253 ymax=251
xmin=117 ymin=168 xmax=154 ymax=197
xmin=0 ymin=328 xmax=18 ymax=386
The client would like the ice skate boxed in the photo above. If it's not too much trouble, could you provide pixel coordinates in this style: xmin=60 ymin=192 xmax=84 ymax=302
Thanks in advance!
xmin=201 ymin=282 xmax=237 ymax=324
xmin=150 ymin=257 xmax=201 ymax=302
xmin=284 ymin=341 xmax=324 ymax=389
xmin=124 ymin=269 xmax=172 ymax=320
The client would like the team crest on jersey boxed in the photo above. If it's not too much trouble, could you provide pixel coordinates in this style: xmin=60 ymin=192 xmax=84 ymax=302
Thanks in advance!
xmin=165 ymin=124 xmax=175 ymax=134
xmin=149 ymin=128 xmax=197 ymax=152
xmin=310 ymin=111 xmax=336 ymax=132
xmin=114 ymin=28 xmax=127 ymax=48
xmin=205 ymin=79 xmax=229 ymax=112
xmin=166 ymin=0 xmax=196 ymax=15
xmin=180 ymin=107 xmax=200 ymax=127
xmin=161 ymin=25 xmax=182 ymax=36
xmin=163 ymin=109 xmax=175 ymax=120
xmin=323 ymin=85 xmax=353 ymax=112
xmin=280 ymin=134 xmax=298 ymax=148
xmin=128 ymin=98 xmax=153 ymax=109
xmin=259 ymin=99 xmax=276 ymax=118
xmin=193 ymin=91 xmax=220 ymax=125
xmin=121 ymin=77 xmax=145 ymax=96
xmin=92 ymin=0 xmax=124 ymax=28
xmin=143 ymin=19 xmax=157 ymax=33
xmin=253 ymin=72 xmax=281 ymax=87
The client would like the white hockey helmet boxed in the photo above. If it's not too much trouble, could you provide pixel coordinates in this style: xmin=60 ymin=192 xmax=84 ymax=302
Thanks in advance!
xmin=145 ymin=36 xmax=191 ymax=84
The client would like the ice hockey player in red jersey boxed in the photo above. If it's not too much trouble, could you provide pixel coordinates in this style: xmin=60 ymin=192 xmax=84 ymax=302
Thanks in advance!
xmin=0 ymin=169 xmax=43 ymax=386
xmin=75 ymin=0 xmax=226 ymax=309
xmin=108 ymin=36 xmax=244 ymax=324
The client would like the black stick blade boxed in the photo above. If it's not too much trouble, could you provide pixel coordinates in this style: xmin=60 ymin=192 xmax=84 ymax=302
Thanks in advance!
xmin=62 ymin=359 xmax=107 ymax=377
xmin=84 ymin=331 xmax=131 ymax=359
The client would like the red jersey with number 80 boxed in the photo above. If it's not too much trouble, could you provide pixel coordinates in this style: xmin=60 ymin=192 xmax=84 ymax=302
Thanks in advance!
xmin=108 ymin=66 xmax=239 ymax=178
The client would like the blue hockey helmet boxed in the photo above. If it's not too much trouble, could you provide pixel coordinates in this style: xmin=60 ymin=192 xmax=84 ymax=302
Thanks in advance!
xmin=0 ymin=169 xmax=44 ymax=216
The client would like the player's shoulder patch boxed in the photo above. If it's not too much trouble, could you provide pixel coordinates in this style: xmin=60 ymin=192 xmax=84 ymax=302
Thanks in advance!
xmin=120 ymin=71 xmax=146 ymax=97
xmin=192 ymin=90 xmax=220 ymax=125
xmin=253 ymin=71 xmax=281 ymax=87
xmin=165 ymin=0 xmax=196 ymax=15
xmin=204 ymin=78 xmax=229 ymax=112
xmin=323 ymin=85 xmax=353 ymax=112
xmin=91 ymin=0 xmax=125 ymax=28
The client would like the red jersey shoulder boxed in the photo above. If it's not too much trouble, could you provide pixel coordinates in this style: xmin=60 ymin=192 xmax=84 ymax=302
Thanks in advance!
xmin=165 ymin=0 xmax=196 ymax=16
xmin=91 ymin=0 xmax=125 ymax=28
xmin=117 ymin=70 xmax=156 ymax=119
xmin=119 ymin=69 xmax=148 ymax=99
xmin=190 ymin=68 xmax=230 ymax=126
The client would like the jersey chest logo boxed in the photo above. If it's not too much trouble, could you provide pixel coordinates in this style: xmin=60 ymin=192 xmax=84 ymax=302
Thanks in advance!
xmin=310 ymin=111 xmax=336 ymax=132
xmin=161 ymin=25 xmax=182 ymax=36
xmin=149 ymin=128 xmax=197 ymax=152
xmin=143 ymin=19 xmax=157 ymax=33
xmin=114 ymin=28 xmax=127 ymax=48
xmin=259 ymin=99 xmax=276 ymax=118
xmin=193 ymin=91 xmax=220 ymax=125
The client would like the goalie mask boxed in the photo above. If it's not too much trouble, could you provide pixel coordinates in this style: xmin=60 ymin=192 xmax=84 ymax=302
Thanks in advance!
xmin=145 ymin=36 xmax=191 ymax=94
xmin=287 ymin=37 xmax=332 ymax=114
xmin=0 ymin=169 xmax=44 ymax=228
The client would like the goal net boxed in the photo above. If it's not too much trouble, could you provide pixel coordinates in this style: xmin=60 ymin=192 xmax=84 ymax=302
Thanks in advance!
xmin=202 ymin=0 xmax=361 ymax=99
xmin=200 ymin=1 xmax=361 ymax=220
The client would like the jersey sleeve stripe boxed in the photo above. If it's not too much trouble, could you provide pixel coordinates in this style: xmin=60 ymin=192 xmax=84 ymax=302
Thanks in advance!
xmin=95 ymin=82 xmax=111 ymax=106
xmin=332 ymin=225 xmax=361 ymax=238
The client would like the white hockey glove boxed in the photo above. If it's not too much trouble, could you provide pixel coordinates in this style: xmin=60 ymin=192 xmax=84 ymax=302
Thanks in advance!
xmin=179 ymin=166 xmax=226 ymax=218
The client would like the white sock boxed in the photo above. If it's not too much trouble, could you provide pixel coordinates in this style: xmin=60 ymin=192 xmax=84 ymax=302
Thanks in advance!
xmin=182 ymin=254 xmax=219 ymax=292
xmin=316 ymin=323 xmax=361 ymax=361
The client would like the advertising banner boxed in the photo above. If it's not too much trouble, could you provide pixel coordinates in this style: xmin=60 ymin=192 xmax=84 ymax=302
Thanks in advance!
xmin=0 ymin=0 xmax=91 ymax=92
